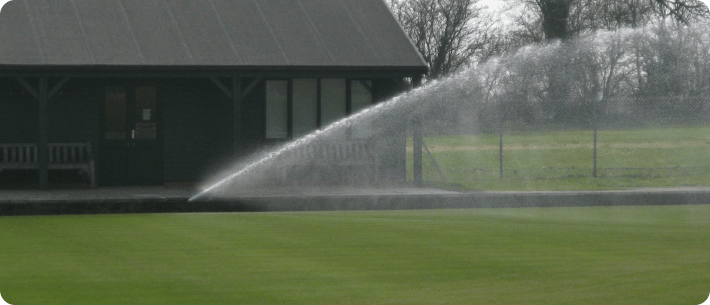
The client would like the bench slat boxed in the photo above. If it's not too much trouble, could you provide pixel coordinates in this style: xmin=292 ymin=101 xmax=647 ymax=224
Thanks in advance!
xmin=0 ymin=143 xmax=96 ymax=188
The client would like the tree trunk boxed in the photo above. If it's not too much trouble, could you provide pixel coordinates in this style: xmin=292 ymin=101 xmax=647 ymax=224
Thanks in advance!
xmin=540 ymin=0 xmax=572 ymax=40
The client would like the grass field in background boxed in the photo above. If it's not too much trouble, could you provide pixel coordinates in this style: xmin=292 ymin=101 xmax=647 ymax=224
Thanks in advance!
xmin=407 ymin=126 xmax=710 ymax=190
xmin=1 ymin=206 xmax=709 ymax=304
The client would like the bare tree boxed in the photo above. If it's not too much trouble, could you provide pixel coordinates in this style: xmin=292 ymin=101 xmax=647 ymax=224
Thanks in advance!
xmin=509 ymin=0 xmax=708 ymax=41
xmin=634 ymin=21 xmax=710 ymax=118
xmin=494 ymin=0 xmax=708 ymax=123
xmin=650 ymin=0 xmax=709 ymax=23
xmin=538 ymin=0 xmax=575 ymax=40
xmin=388 ymin=0 xmax=492 ymax=78
xmin=594 ymin=0 xmax=654 ymax=28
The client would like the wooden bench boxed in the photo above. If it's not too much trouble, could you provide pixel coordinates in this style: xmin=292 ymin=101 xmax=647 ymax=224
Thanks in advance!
xmin=279 ymin=140 xmax=380 ymax=185
xmin=0 ymin=142 xmax=96 ymax=188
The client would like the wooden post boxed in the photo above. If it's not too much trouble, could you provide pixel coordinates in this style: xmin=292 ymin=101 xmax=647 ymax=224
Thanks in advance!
xmin=232 ymin=77 xmax=242 ymax=155
xmin=38 ymin=77 xmax=49 ymax=190
xmin=16 ymin=77 xmax=68 ymax=190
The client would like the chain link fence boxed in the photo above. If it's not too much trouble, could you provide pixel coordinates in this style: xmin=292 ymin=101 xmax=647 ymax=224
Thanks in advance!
xmin=408 ymin=95 xmax=710 ymax=190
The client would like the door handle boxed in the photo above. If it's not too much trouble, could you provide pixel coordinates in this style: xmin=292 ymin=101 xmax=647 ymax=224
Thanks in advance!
xmin=131 ymin=130 xmax=136 ymax=139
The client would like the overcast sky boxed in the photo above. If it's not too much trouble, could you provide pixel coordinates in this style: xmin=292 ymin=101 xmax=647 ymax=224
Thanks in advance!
xmin=478 ymin=0 xmax=517 ymax=28
xmin=479 ymin=0 xmax=505 ymax=11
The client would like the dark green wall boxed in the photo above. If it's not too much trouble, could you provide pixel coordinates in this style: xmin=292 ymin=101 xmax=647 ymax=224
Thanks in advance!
xmin=0 ymin=79 xmax=38 ymax=143
xmin=0 ymin=76 xmax=408 ymax=185
xmin=162 ymin=79 xmax=232 ymax=182
xmin=0 ymin=78 xmax=100 ymax=147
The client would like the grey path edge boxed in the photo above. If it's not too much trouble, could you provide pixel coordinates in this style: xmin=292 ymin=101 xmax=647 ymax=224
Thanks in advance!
xmin=1 ymin=189 xmax=709 ymax=216
xmin=222 ymin=191 xmax=710 ymax=212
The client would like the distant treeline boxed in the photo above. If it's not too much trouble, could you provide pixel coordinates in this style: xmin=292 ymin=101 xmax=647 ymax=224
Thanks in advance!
xmin=415 ymin=22 xmax=710 ymax=134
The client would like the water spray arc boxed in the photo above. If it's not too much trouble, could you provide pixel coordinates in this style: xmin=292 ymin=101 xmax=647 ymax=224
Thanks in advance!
xmin=190 ymin=24 xmax=709 ymax=200
xmin=189 ymin=78 xmax=446 ymax=201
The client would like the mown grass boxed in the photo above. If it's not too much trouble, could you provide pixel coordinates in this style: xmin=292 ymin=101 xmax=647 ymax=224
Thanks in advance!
xmin=407 ymin=126 xmax=710 ymax=190
xmin=0 ymin=206 xmax=709 ymax=304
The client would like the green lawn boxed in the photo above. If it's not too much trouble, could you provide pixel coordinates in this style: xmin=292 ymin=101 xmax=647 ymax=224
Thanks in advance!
xmin=1 ymin=206 xmax=709 ymax=304
xmin=408 ymin=126 xmax=710 ymax=190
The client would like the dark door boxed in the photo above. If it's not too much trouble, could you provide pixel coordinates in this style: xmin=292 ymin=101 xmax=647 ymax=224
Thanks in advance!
xmin=101 ymin=85 xmax=161 ymax=186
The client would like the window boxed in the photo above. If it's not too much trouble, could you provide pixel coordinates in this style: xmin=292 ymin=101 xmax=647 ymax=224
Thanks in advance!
xmin=351 ymin=80 xmax=373 ymax=113
xmin=265 ymin=80 xmax=288 ymax=139
xmin=292 ymin=79 xmax=318 ymax=138
xmin=105 ymin=87 xmax=127 ymax=140
xmin=134 ymin=86 xmax=157 ymax=140
xmin=265 ymin=78 xmax=374 ymax=140
xmin=351 ymin=80 xmax=373 ymax=138
xmin=320 ymin=78 xmax=346 ymax=127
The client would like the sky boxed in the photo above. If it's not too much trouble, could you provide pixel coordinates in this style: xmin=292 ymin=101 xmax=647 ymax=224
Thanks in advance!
xmin=477 ymin=0 xmax=519 ymax=28
xmin=479 ymin=0 xmax=506 ymax=11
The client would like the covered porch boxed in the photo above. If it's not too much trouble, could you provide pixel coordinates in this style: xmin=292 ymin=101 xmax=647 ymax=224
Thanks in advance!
xmin=0 ymin=69 xmax=411 ymax=189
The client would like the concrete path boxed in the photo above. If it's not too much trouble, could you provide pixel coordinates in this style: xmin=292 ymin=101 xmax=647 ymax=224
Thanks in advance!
xmin=206 ymin=186 xmax=710 ymax=212
xmin=0 ymin=185 xmax=461 ymax=203
xmin=0 ymin=186 xmax=709 ymax=215
xmin=0 ymin=186 xmax=195 ymax=204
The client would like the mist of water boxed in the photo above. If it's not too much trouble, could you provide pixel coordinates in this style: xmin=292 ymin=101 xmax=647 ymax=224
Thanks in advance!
xmin=191 ymin=23 xmax=710 ymax=201
xmin=190 ymin=76 xmax=451 ymax=201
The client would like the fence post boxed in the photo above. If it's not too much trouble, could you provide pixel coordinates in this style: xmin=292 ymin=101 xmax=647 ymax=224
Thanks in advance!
xmin=411 ymin=75 xmax=424 ymax=187
xmin=593 ymin=126 xmax=598 ymax=177
xmin=413 ymin=117 xmax=423 ymax=186
xmin=499 ymin=116 xmax=504 ymax=180
xmin=593 ymin=97 xmax=599 ymax=178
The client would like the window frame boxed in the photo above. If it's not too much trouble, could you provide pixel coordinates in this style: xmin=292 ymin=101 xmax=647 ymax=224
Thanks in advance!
xmin=264 ymin=79 xmax=291 ymax=140
xmin=263 ymin=78 xmax=373 ymax=141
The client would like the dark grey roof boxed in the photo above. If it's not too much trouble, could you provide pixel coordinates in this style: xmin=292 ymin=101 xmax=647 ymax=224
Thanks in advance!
xmin=0 ymin=0 xmax=427 ymax=71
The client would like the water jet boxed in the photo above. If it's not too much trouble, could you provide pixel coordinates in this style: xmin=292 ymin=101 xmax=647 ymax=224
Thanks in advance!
xmin=193 ymin=24 xmax=710 ymax=201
